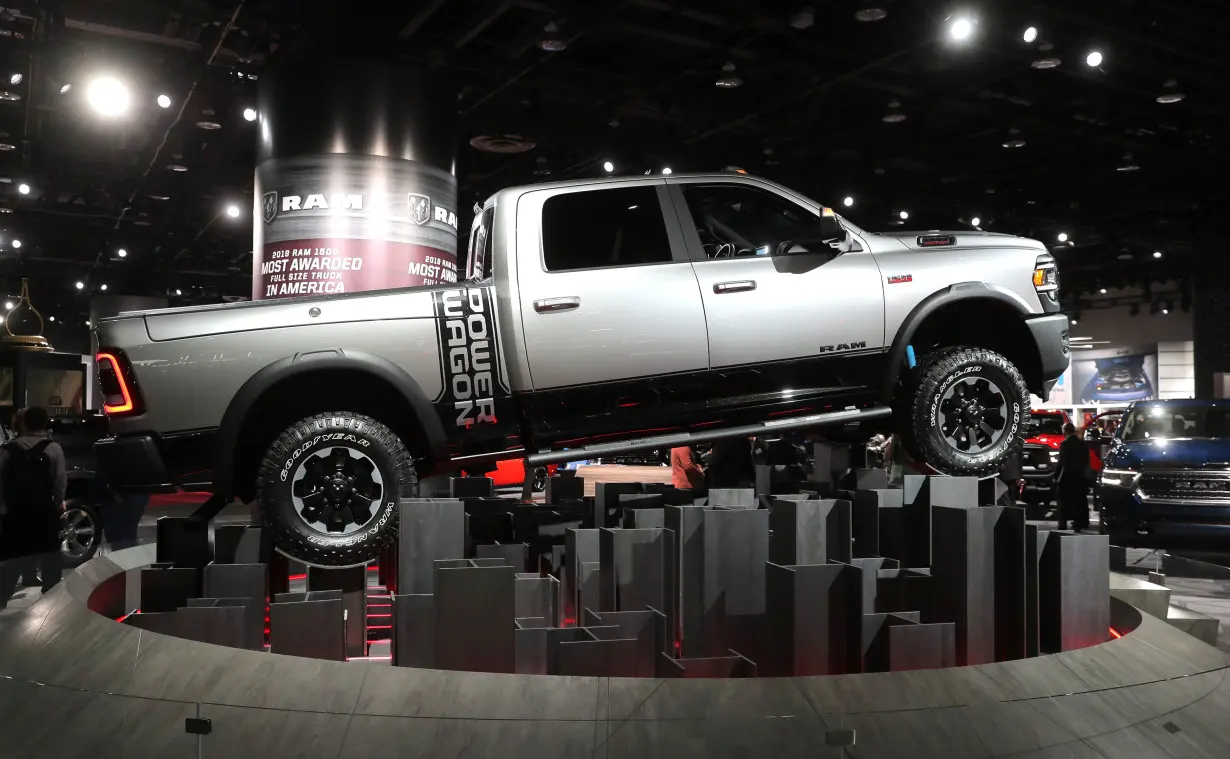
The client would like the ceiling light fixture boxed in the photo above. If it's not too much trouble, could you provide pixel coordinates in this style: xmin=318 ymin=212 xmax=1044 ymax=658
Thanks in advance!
xmin=1099 ymin=288 xmax=1107 ymax=294
xmin=1002 ymin=140 xmax=1026 ymax=148
xmin=75 ymin=281 xmax=84 ymax=290
xmin=1031 ymin=58 xmax=1062 ymax=69
xmin=100 ymin=284 xmax=108 ymax=291
xmin=1057 ymin=232 xmax=1068 ymax=242
xmin=882 ymin=113 xmax=907 ymax=123
xmin=175 ymin=289 xmax=182 ymax=296
xmin=195 ymin=120 xmax=222 ymax=130
xmin=714 ymin=76 xmax=743 ymax=89
xmin=157 ymin=94 xmax=171 ymax=108
xmin=949 ymin=17 xmax=974 ymax=42
xmin=1086 ymin=50 xmax=1104 ymax=67
xmin=4 ymin=302 xmax=11 ymax=310
xmin=1117 ymin=164 xmax=1140 ymax=172
xmin=48 ymin=315 xmax=54 ymax=322
xmin=899 ymin=210 xmax=909 ymax=220
xmin=225 ymin=204 xmax=240 ymax=218
xmin=662 ymin=167 xmax=672 ymax=175
xmin=854 ymin=8 xmax=887 ymax=22
xmin=242 ymin=108 xmax=257 ymax=122
xmin=538 ymin=23 xmax=566 ymax=52
xmin=11 ymin=239 xmax=20 ymax=249
xmin=8 ymin=73 xmax=20 ymax=85
xmin=59 ymin=83 xmax=71 ymax=94
xmin=166 ymin=164 xmax=188 ymax=172
xmin=843 ymin=196 xmax=855 ymax=207
xmin=117 ymin=248 xmax=127 ymax=258
xmin=85 ymin=76 xmax=131 ymax=117
xmin=970 ymin=216 xmax=981 ymax=227
xmin=17 ymin=183 xmax=28 ymax=195
xmin=602 ymin=161 xmax=614 ymax=173
xmin=1153 ymin=250 xmax=1163 ymax=259
xmin=1023 ymin=26 xmax=1039 ymax=43
xmin=1156 ymin=93 xmax=1186 ymax=104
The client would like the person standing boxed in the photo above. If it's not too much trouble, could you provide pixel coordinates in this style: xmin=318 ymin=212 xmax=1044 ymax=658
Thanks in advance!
xmin=1056 ymin=422 xmax=1090 ymax=532
xmin=670 ymin=446 xmax=705 ymax=493
xmin=706 ymin=437 xmax=755 ymax=489
xmin=0 ymin=406 xmax=67 ymax=606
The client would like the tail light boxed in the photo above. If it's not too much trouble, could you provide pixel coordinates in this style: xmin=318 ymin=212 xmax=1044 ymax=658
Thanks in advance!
xmin=96 ymin=349 xmax=143 ymax=416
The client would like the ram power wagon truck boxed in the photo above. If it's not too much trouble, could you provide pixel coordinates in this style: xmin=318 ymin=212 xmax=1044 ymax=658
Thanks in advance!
xmin=93 ymin=173 xmax=1069 ymax=566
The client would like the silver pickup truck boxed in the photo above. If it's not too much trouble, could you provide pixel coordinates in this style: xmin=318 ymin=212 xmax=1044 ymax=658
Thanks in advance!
xmin=94 ymin=173 xmax=1069 ymax=566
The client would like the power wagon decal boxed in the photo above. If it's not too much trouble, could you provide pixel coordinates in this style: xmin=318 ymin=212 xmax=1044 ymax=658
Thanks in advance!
xmin=433 ymin=286 xmax=511 ymax=431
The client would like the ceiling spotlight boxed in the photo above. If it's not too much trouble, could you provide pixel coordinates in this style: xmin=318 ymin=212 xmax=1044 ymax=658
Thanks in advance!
xmin=1057 ymin=232 xmax=1069 ymax=242
xmin=85 ymin=320 xmax=91 ymax=327
xmin=4 ymin=302 xmax=11 ymax=311
xmin=242 ymin=108 xmax=257 ymax=122
xmin=166 ymin=164 xmax=188 ymax=172
xmin=157 ymin=94 xmax=171 ymax=109
xmin=8 ymin=73 xmax=20 ymax=85
xmin=1153 ymin=250 xmax=1163 ymax=259
xmin=1031 ymin=58 xmax=1062 ymax=70
xmin=602 ymin=161 xmax=614 ymax=173
xmin=1156 ymin=93 xmax=1186 ymax=104
xmin=17 ymin=183 xmax=28 ymax=195
xmin=1162 ymin=307 xmax=1169 ymax=315
xmin=843 ymin=196 xmax=855 ymax=207
xmin=75 ymin=281 xmax=84 ymax=290
xmin=117 ymin=248 xmax=127 ymax=258
xmin=225 ymin=204 xmax=240 ymax=218
xmin=48 ymin=315 xmax=54 ymax=322
xmin=175 ymin=289 xmax=182 ymax=296
xmin=1086 ymin=50 xmax=1104 ymax=67
xmin=949 ymin=17 xmax=974 ymax=42
xmin=662 ymin=167 xmax=672 ymax=175
xmin=85 ymin=76 xmax=131 ymax=117
xmin=59 ymin=83 xmax=71 ymax=94
xmin=882 ymin=113 xmax=908 ymax=124
xmin=855 ymin=8 xmax=887 ymax=22
xmin=970 ymin=216 xmax=981 ymax=227
xmin=538 ymin=39 xmax=567 ymax=52
xmin=1023 ymin=26 xmax=1039 ymax=43
xmin=1002 ymin=140 xmax=1027 ymax=148
xmin=10 ymin=239 xmax=19 ymax=249
xmin=899 ymin=210 xmax=909 ymax=220
xmin=100 ymin=283 xmax=108 ymax=291
xmin=1099 ymin=288 xmax=1107 ymax=294
xmin=715 ymin=76 xmax=743 ymax=89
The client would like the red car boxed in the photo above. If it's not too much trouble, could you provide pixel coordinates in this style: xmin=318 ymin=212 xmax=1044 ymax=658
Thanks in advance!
xmin=1019 ymin=409 xmax=1099 ymax=507
xmin=464 ymin=459 xmax=557 ymax=492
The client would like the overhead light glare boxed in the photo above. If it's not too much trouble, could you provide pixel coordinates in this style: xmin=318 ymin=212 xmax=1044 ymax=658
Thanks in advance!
xmin=715 ymin=77 xmax=743 ymax=89
xmin=1031 ymin=58 xmax=1062 ymax=69
xmin=9 ymin=239 xmax=17 ymax=249
xmin=4 ymin=302 xmax=11 ymax=311
xmin=854 ymin=8 xmax=887 ymax=22
xmin=156 ymin=94 xmax=171 ymax=109
xmin=75 ymin=281 xmax=84 ymax=290
xmin=602 ymin=161 xmax=614 ymax=173
xmin=1023 ymin=26 xmax=1039 ymax=43
xmin=17 ymin=183 xmax=29 ymax=195
xmin=58 ymin=83 xmax=71 ymax=94
xmin=843 ymin=196 xmax=855 ymax=207
xmin=662 ymin=167 xmax=672 ymax=175
xmin=175 ymin=289 xmax=182 ymax=295
xmin=1153 ymin=250 xmax=1163 ymax=259
xmin=1156 ymin=93 xmax=1186 ymax=104
xmin=242 ymin=107 xmax=257 ymax=121
xmin=85 ymin=76 xmax=131 ymax=117
xmin=8 ymin=73 xmax=20 ymax=85
xmin=1086 ymin=50 xmax=1103 ymax=67
xmin=1002 ymin=140 xmax=1027 ymax=148
xmin=899 ymin=210 xmax=909 ymax=220
xmin=882 ymin=113 xmax=907 ymax=124
xmin=1057 ymin=232 xmax=1068 ymax=242
xmin=538 ymin=39 xmax=567 ymax=52
xmin=225 ymin=204 xmax=240 ymax=218
xmin=117 ymin=248 xmax=127 ymax=258
xmin=100 ymin=284 xmax=108 ymax=291
xmin=1099 ymin=288 xmax=1107 ymax=294
xmin=949 ymin=18 xmax=974 ymax=42
xmin=970 ymin=216 xmax=981 ymax=227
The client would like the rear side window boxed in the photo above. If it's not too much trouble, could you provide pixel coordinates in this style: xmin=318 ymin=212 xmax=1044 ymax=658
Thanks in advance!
xmin=541 ymin=186 xmax=672 ymax=272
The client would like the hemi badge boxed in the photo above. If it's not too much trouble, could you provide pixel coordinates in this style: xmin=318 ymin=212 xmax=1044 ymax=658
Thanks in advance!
xmin=888 ymin=274 xmax=913 ymax=284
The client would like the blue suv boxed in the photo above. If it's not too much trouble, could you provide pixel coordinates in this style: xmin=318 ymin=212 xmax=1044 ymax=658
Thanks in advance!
xmin=1100 ymin=400 xmax=1230 ymax=546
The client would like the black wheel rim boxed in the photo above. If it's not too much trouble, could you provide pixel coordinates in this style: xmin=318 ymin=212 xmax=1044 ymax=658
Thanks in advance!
xmin=938 ymin=375 xmax=1009 ymax=453
xmin=532 ymin=467 xmax=548 ymax=492
xmin=291 ymin=447 xmax=385 ymax=535
xmin=60 ymin=507 xmax=97 ymax=561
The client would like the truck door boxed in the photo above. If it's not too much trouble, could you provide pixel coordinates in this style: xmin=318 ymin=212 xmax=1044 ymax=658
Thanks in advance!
xmin=669 ymin=179 xmax=885 ymax=410
xmin=515 ymin=181 xmax=710 ymax=444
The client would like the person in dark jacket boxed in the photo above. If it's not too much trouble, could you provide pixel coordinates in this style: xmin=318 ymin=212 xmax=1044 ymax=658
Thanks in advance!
xmin=0 ymin=407 xmax=67 ymax=605
xmin=705 ymin=437 xmax=755 ymax=489
xmin=1056 ymin=423 xmax=1090 ymax=532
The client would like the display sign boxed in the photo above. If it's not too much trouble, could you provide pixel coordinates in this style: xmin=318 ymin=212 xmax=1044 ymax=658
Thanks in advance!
xmin=27 ymin=368 xmax=85 ymax=416
xmin=253 ymin=154 xmax=459 ymax=300
xmin=1071 ymin=347 xmax=1159 ymax=405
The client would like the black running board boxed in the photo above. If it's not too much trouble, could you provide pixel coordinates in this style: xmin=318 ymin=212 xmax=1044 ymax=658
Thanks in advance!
xmin=526 ymin=405 xmax=892 ymax=466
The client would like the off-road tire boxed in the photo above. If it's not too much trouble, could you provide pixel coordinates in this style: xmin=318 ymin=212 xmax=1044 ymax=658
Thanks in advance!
xmin=256 ymin=411 xmax=417 ymax=568
xmin=899 ymin=346 xmax=1029 ymax=479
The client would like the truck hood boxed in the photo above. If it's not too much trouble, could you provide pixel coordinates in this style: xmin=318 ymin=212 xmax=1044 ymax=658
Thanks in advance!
xmin=105 ymin=283 xmax=449 ymax=341
xmin=873 ymin=230 xmax=1048 ymax=252
xmin=1104 ymin=438 xmax=1230 ymax=470
xmin=1025 ymin=433 xmax=1065 ymax=449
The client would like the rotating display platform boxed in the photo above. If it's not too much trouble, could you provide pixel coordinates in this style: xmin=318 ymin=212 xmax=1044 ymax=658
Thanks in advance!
xmin=0 ymin=474 xmax=1227 ymax=757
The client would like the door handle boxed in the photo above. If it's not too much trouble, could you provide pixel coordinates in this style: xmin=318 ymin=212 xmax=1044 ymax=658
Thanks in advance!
xmin=534 ymin=296 xmax=581 ymax=313
xmin=714 ymin=280 xmax=756 ymax=294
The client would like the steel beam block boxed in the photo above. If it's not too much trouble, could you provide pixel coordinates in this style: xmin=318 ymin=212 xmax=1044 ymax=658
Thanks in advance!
xmin=1039 ymin=532 xmax=1111 ymax=653
xmin=768 ymin=498 xmax=852 ymax=566
xmin=398 ymin=498 xmax=466 ymax=595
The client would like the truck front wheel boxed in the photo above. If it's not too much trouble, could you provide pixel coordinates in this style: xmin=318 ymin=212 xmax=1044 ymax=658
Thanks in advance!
xmin=255 ymin=411 xmax=417 ymax=568
xmin=900 ymin=346 xmax=1029 ymax=479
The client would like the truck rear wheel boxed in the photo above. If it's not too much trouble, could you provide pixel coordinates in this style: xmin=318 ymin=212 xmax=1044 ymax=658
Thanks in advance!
xmin=255 ymin=411 xmax=416 ymax=568
xmin=900 ymin=346 xmax=1029 ymax=479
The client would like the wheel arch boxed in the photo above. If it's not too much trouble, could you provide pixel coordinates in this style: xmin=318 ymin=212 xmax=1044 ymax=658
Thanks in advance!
xmin=881 ymin=283 xmax=1043 ymax=401
xmin=214 ymin=350 xmax=447 ymax=501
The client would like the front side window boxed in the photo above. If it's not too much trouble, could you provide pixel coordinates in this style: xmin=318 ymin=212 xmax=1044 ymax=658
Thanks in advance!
xmin=541 ymin=186 xmax=672 ymax=272
xmin=1120 ymin=403 xmax=1230 ymax=441
xmin=681 ymin=183 xmax=847 ymax=259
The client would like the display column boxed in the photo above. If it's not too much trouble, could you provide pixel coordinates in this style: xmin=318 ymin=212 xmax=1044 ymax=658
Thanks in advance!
xmin=253 ymin=60 xmax=458 ymax=301
xmin=1192 ymin=235 xmax=1230 ymax=399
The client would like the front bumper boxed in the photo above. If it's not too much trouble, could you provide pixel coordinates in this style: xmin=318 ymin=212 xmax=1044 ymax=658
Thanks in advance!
xmin=1101 ymin=487 xmax=1230 ymax=544
xmin=1025 ymin=313 xmax=1070 ymax=386
xmin=1087 ymin=387 xmax=1152 ymax=402
xmin=94 ymin=430 xmax=215 ymax=492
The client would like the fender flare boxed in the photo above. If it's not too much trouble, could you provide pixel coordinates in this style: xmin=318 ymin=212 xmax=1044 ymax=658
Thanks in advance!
xmin=879 ymin=282 xmax=1031 ymax=401
xmin=212 ymin=349 xmax=447 ymax=497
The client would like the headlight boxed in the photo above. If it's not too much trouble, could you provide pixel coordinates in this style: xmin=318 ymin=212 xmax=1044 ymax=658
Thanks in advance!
xmin=1049 ymin=450 xmax=1061 ymax=461
xmin=1101 ymin=468 xmax=1138 ymax=488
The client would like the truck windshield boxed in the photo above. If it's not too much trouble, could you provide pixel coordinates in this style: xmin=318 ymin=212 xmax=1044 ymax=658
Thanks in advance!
xmin=1026 ymin=414 xmax=1065 ymax=436
xmin=1119 ymin=403 xmax=1230 ymax=442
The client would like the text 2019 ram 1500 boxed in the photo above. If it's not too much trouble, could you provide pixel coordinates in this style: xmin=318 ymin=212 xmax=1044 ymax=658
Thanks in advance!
xmin=93 ymin=173 xmax=1069 ymax=566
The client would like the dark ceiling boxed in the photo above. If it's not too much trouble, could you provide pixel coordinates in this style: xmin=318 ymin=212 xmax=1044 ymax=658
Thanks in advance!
xmin=0 ymin=0 xmax=1223 ymax=335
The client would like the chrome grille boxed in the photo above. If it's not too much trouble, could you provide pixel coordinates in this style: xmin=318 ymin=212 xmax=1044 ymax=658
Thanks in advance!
xmin=1139 ymin=471 xmax=1230 ymax=501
